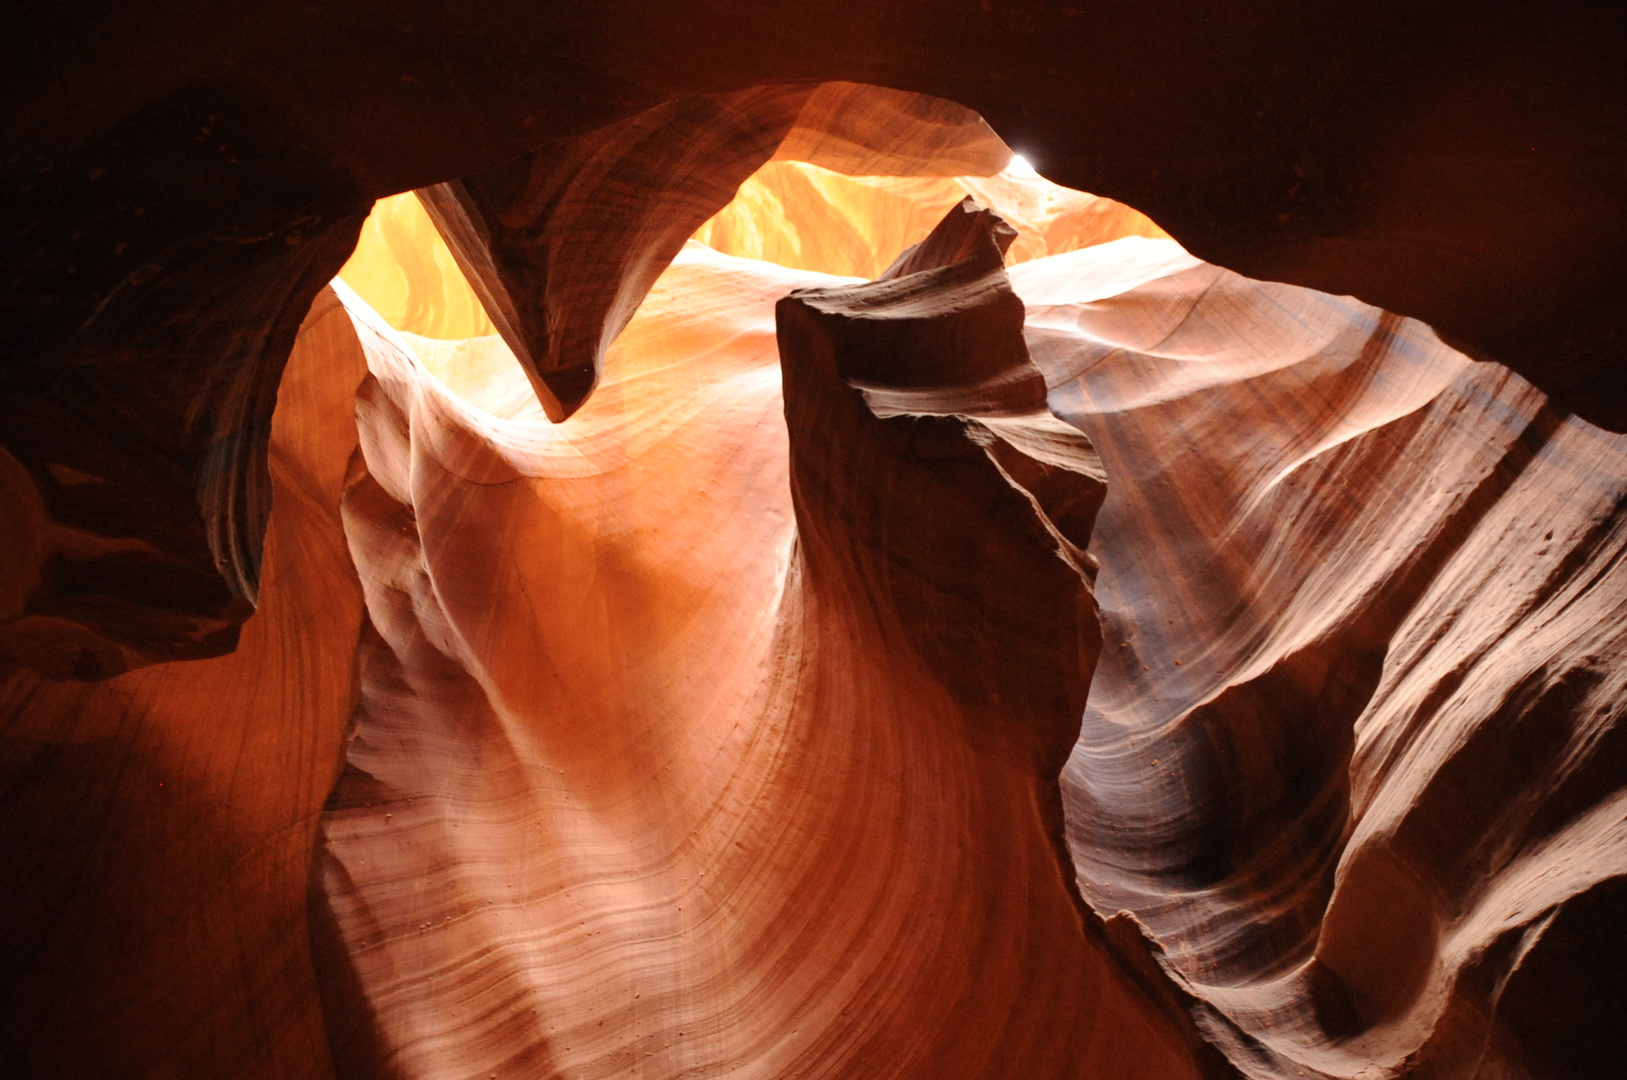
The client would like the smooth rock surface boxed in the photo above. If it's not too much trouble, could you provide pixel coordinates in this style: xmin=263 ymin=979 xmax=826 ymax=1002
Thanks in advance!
xmin=1014 ymin=239 xmax=1627 ymax=1078
xmin=0 ymin=287 xmax=368 ymax=1077
xmin=313 ymin=206 xmax=1218 ymax=1080
xmin=4 ymin=68 xmax=1625 ymax=1077
xmin=695 ymin=158 xmax=1167 ymax=280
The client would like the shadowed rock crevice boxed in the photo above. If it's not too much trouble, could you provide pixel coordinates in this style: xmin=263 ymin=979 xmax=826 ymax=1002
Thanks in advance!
xmin=308 ymin=201 xmax=1226 ymax=1080
xmin=1 ymin=83 xmax=369 ymax=676
xmin=3 ymin=51 xmax=1625 ymax=1078
xmin=0 ymin=284 xmax=369 ymax=1076
xmin=1033 ymin=240 xmax=1627 ymax=1077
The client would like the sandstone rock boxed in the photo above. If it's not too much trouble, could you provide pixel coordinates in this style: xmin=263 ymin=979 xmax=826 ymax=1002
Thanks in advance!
xmin=336 ymin=192 xmax=496 ymax=340
xmin=11 ymin=4 xmax=1621 ymax=423
xmin=3 ymin=55 xmax=1624 ymax=1078
xmin=1018 ymin=239 xmax=1627 ymax=1078
xmin=313 ymin=201 xmax=1219 ymax=1080
xmin=694 ymin=159 xmax=1167 ymax=280
xmin=413 ymin=83 xmax=1010 ymax=422
xmin=0 ymin=286 xmax=368 ymax=1076
xmin=0 ymin=87 xmax=368 ymax=674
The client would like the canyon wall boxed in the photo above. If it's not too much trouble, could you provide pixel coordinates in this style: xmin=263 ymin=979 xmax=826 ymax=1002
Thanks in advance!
xmin=2 ymin=45 xmax=1624 ymax=1080
xmin=311 ymin=204 xmax=1216 ymax=1080
xmin=0 ymin=290 xmax=368 ymax=1077
xmin=1020 ymin=241 xmax=1627 ymax=1078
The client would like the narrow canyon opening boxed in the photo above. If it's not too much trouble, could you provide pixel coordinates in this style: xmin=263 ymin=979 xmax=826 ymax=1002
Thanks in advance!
xmin=298 ymin=84 xmax=1627 ymax=1079
xmin=308 ymin=89 xmax=1212 ymax=1080
xmin=4 ymin=77 xmax=1625 ymax=1080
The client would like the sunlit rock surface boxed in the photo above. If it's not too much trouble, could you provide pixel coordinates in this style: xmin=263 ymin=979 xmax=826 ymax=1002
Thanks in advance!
xmin=338 ymin=193 xmax=496 ymax=340
xmin=315 ymin=151 xmax=1624 ymax=1076
xmin=3 ymin=77 xmax=1624 ymax=1080
xmin=1022 ymin=242 xmax=1627 ymax=1079
xmin=410 ymin=83 xmax=1011 ymax=422
xmin=694 ymin=159 xmax=1167 ymax=279
xmin=313 ymin=205 xmax=1216 ymax=1080
xmin=11 ymin=4 xmax=1623 ymax=437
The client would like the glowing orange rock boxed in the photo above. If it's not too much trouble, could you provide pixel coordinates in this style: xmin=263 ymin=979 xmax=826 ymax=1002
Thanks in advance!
xmin=409 ymin=82 xmax=1012 ymax=422
xmin=337 ymin=192 xmax=496 ymax=340
xmin=8 ymin=79 xmax=1624 ymax=1080
xmin=693 ymin=159 xmax=1167 ymax=280
xmin=312 ymin=206 xmax=1215 ymax=1080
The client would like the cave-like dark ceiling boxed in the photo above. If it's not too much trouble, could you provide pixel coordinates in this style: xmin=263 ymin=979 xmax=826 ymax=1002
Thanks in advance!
xmin=6 ymin=0 xmax=1624 ymax=423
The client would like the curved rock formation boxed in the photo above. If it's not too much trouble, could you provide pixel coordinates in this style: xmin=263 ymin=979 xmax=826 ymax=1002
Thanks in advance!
xmin=312 ymin=157 xmax=1627 ymax=1076
xmin=337 ymin=193 xmax=496 ymax=341
xmin=313 ymin=202 xmax=1217 ymax=1080
xmin=11 ymin=3 xmax=1622 ymax=424
xmin=694 ymin=159 xmax=1167 ymax=280
xmin=0 ymin=84 xmax=369 ymax=675
xmin=413 ymin=82 xmax=1009 ymax=422
xmin=0 ymin=286 xmax=367 ymax=1075
xmin=0 ymin=84 xmax=1008 ymax=671
xmin=3 ymin=49 xmax=1625 ymax=1080
xmin=1020 ymin=240 xmax=1627 ymax=1078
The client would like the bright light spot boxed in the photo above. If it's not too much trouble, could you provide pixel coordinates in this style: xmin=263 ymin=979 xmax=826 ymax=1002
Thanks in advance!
xmin=1006 ymin=153 xmax=1039 ymax=176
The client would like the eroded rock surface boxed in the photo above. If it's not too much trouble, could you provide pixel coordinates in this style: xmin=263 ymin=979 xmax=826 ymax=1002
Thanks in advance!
xmin=12 ymin=3 xmax=1622 ymax=424
xmin=313 ymin=204 xmax=1217 ymax=1080
xmin=1014 ymin=240 xmax=1627 ymax=1078
xmin=695 ymin=159 xmax=1167 ymax=280
xmin=0 ymin=287 xmax=368 ymax=1077
xmin=0 ymin=86 xmax=370 ymax=675
xmin=3 ymin=71 xmax=1625 ymax=1080
xmin=414 ymin=82 xmax=1009 ymax=421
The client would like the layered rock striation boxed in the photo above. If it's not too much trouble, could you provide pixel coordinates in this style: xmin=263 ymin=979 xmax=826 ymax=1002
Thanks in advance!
xmin=0 ymin=82 xmax=1007 ymax=673
xmin=313 ymin=201 xmax=1215 ymax=1080
xmin=0 ymin=288 xmax=369 ymax=1076
xmin=3 ymin=76 xmax=1624 ymax=1080
xmin=1024 ymin=239 xmax=1627 ymax=1079
xmin=309 ymin=146 xmax=1627 ymax=1077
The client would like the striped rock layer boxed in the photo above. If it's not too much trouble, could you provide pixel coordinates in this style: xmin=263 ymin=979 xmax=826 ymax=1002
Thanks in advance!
xmin=1027 ymin=241 xmax=1627 ymax=1079
xmin=313 ymin=205 xmax=1215 ymax=1080
xmin=3 ymin=85 xmax=1623 ymax=1080
xmin=316 ymin=154 xmax=1627 ymax=1077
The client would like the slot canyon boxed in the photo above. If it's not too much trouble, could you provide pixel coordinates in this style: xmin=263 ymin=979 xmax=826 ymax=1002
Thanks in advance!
xmin=3 ymin=6 xmax=1624 ymax=1080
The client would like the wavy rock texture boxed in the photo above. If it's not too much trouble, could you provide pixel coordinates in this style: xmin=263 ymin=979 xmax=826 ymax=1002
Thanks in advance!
xmin=314 ymin=139 xmax=1627 ymax=1079
xmin=679 ymin=158 xmax=1627 ymax=1075
xmin=694 ymin=159 xmax=1167 ymax=280
xmin=767 ymin=81 xmax=1012 ymax=178
xmin=4 ymin=67 xmax=1623 ymax=1080
xmin=312 ymin=206 xmax=1219 ymax=1080
xmin=0 ymin=86 xmax=368 ymax=674
xmin=1012 ymin=242 xmax=1627 ymax=1078
xmin=414 ymin=82 xmax=1009 ymax=421
xmin=337 ymin=193 xmax=497 ymax=340
xmin=0 ymin=286 xmax=367 ymax=1077
xmin=0 ymin=80 xmax=1006 ymax=678
xmin=12 ymin=3 xmax=1624 ymax=431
